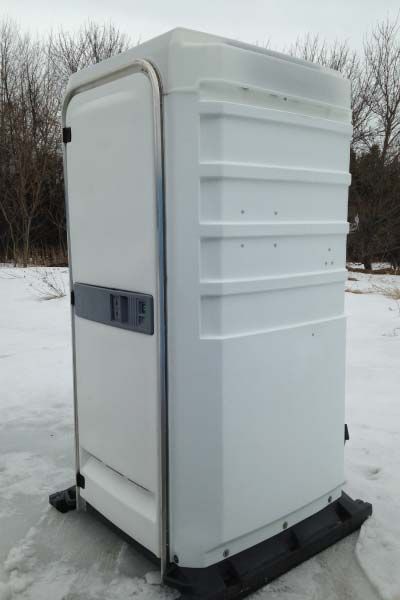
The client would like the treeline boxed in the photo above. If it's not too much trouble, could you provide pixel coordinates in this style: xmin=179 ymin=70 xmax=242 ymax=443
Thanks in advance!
xmin=288 ymin=20 xmax=400 ymax=270
xmin=0 ymin=18 xmax=399 ymax=268
xmin=0 ymin=20 xmax=129 ymax=266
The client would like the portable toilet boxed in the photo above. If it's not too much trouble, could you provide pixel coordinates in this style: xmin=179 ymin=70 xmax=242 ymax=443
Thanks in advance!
xmin=50 ymin=28 xmax=372 ymax=599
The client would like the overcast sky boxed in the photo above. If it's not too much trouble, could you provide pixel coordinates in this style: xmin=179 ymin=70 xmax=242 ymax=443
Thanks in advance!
xmin=2 ymin=0 xmax=399 ymax=51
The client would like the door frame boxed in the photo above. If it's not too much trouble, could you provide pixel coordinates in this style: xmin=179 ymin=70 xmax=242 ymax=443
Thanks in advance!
xmin=62 ymin=59 xmax=169 ymax=574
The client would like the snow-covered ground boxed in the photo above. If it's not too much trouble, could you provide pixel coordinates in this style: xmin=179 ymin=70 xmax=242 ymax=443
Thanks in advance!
xmin=0 ymin=267 xmax=399 ymax=600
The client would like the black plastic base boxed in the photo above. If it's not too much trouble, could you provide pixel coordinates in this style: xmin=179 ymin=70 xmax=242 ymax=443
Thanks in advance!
xmin=49 ymin=485 xmax=77 ymax=513
xmin=164 ymin=492 xmax=372 ymax=600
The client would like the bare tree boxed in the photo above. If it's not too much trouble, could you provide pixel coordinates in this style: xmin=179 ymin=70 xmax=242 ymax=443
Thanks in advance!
xmin=364 ymin=16 xmax=400 ymax=163
xmin=49 ymin=21 xmax=131 ymax=87
xmin=0 ymin=20 xmax=22 ymax=263
xmin=287 ymin=34 xmax=372 ymax=148
xmin=348 ymin=17 xmax=400 ymax=270
xmin=0 ymin=19 xmax=130 ymax=266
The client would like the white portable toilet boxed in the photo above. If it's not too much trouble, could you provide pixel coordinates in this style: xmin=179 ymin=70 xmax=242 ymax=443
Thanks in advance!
xmin=50 ymin=28 xmax=371 ymax=598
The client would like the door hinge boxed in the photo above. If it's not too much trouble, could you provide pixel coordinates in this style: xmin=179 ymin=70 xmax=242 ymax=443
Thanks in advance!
xmin=76 ymin=472 xmax=85 ymax=489
xmin=70 ymin=290 xmax=75 ymax=306
xmin=63 ymin=127 xmax=71 ymax=143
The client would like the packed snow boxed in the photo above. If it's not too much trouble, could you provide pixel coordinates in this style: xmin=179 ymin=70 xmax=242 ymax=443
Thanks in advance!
xmin=0 ymin=267 xmax=399 ymax=600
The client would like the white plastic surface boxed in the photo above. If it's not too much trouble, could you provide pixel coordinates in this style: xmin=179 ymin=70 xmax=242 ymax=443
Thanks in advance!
xmin=65 ymin=29 xmax=352 ymax=569
xmin=81 ymin=456 xmax=158 ymax=553
xmin=66 ymin=71 xmax=161 ymax=556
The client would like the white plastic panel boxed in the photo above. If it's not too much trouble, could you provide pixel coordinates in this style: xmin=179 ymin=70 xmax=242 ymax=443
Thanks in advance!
xmin=200 ymin=178 xmax=349 ymax=224
xmin=165 ymin=72 xmax=350 ymax=567
xmin=74 ymin=319 xmax=158 ymax=491
xmin=199 ymin=105 xmax=351 ymax=171
xmin=220 ymin=318 xmax=346 ymax=541
xmin=201 ymin=234 xmax=346 ymax=280
xmin=201 ymin=283 xmax=344 ymax=338
xmin=67 ymin=75 xmax=157 ymax=291
xmin=81 ymin=456 xmax=158 ymax=553
xmin=66 ymin=70 xmax=161 ymax=556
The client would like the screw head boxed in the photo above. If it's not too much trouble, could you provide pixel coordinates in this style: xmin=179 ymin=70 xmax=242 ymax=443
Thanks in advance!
xmin=223 ymin=549 xmax=230 ymax=558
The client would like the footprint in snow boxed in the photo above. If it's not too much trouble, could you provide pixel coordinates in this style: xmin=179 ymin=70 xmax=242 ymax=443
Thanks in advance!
xmin=366 ymin=466 xmax=382 ymax=480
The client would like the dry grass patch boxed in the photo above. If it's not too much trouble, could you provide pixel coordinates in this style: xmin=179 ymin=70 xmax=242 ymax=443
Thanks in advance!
xmin=29 ymin=269 xmax=67 ymax=300
xmin=345 ymin=287 xmax=371 ymax=294
xmin=372 ymin=284 xmax=400 ymax=301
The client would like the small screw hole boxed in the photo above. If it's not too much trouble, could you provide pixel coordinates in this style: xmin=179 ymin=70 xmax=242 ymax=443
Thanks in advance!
xmin=274 ymin=243 xmax=277 ymax=248
xmin=328 ymin=496 xmax=332 ymax=503
xmin=240 ymin=243 xmax=245 ymax=248
xmin=223 ymin=549 xmax=229 ymax=558
xmin=282 ymin=521 xmax=288 ymax=530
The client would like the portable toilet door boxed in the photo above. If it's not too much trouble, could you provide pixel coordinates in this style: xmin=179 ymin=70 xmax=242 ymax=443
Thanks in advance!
xmin=64 ymin=60 xmax=167 ymax=565
xmin=50 ymin=28 xmax=372 ymax=600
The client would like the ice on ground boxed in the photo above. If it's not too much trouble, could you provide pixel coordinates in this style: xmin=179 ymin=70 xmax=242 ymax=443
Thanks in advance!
xmin=345 ymin=271 xmax=400 ymax=600
xmin=0 ymin=452 xmax=71 ymax=519
xmin=146 ymin=571 xmax=163 ymax=585
xmin=0 ymin=509 xmax=177 ymax=600
xmin=0 ymin=266 xmax=399 ymax=599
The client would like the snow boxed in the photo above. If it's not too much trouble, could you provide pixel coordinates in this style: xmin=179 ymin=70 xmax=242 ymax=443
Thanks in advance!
xmin=0 ymin=266 xmax=399 ymax=599
xmin=345 ymin=272 xmax=400 ymax=600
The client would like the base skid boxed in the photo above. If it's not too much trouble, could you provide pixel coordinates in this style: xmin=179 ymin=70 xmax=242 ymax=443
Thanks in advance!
xmin=164 ymin=492 xmax=372 ymax=600
xmin=49 ymin=485 xmax=77 ymax=513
